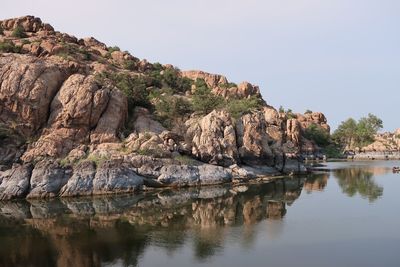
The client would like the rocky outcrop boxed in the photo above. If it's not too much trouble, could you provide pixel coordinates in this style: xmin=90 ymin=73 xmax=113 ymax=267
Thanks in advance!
xmin=181 ymin=70 xmax=228 ymax=88
xmin=296 ymin=112 xmax=330 ymax=132
xmin=21 ymin=74 xmax=127 ymax=161
xmin=182 ymin=70 xmax=262 ymax=99
xmin=0 ymin=16 xmax=330 ymax=200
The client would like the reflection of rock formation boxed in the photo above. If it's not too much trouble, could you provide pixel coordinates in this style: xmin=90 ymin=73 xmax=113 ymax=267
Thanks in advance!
xmin=333 ymin=168 xmax=384 ymax=202
xmin=0 ymin=177 xmax=305 ymax=266
xmin=304 ymin=173 xmax=329 ymax=192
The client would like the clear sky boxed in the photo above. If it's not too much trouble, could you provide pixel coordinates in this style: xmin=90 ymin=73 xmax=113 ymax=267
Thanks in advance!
xmin=2 ymin=0 xmax=399 ymax=131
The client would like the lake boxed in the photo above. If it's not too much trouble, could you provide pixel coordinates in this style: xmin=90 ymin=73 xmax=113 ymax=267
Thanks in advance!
xmin=0 ymin=160 xmax=399 ymax=267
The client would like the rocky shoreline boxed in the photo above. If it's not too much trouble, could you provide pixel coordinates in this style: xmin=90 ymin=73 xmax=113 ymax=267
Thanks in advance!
xmin=0 ymin=156 xmax=307 ymax=200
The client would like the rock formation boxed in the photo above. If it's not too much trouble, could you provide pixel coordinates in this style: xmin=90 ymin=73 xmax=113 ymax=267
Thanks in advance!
xmin=351 ymin=129 xmax=400 ymax=160
xmin=0 ymin=16 xmax=330 ymax=199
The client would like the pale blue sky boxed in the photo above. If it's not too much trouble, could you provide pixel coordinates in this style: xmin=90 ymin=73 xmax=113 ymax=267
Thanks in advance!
xmin=2 ymin=0 xmax=399 ymax=131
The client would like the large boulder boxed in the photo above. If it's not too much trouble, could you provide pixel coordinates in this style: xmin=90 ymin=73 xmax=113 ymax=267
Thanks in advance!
xmin=157 ymin=164 xmax=232 ymax=186
xmin=60 ymin=161 xmax=96 ymax=197
xmin=236 ymin=110 xmax=274 ymax=165
xmin=0 ymin=164 xmax=33 ymax=200
xmin=27 ymin=161 xmax=72 ymax=198
xmin=92 ymin=160 xmax=143 ymax=195
xmin=185 ymin=110 xmax=238 ymax=166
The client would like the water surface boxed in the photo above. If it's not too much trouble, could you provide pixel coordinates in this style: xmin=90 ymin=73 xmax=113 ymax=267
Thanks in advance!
xmin=0 ymin=160 xmax=399 ymax=267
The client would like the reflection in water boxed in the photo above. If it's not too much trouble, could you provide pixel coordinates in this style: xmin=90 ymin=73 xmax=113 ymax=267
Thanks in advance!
xmin=333 ymin=167 xmax=384 ymax=202
xmin=303 ymin=173 xmax=329 ymax=193
xmin=0 ymin=178 xmax=305 ymax=267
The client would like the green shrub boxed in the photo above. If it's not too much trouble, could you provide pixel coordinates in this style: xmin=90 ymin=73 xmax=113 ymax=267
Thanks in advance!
xmin=0 ymin=26 xmax=3 ymax=35
xmin=304 ymin=124 xmax=330 ymax=147
xmin=95 ymin=72 xmax=151 ymax=114
xmin=323 ymin=144 xmax=343 ymax=159
xmin=226 ymin=96 xmax=263 ymax=119
xmin=305 ymin=109 xmax=313 ymax=114
xmin=155 ymin=93 xmax=193 ymax=128
xmin=77 ymin=48 xmax=91 ymax=60
xmin=21 ymin=39 xmax=30 ymax=45
xmin=0 ymin=41 xmax=22 ymax=53
xmin=0 ymin=125 xmax=11 ymax=142
xmin=163 ymin=68 xmax=192 ymax=93
xmin=192 ymin=79 xmax=224 ymax=114
xmin=108 ymin=46 xmax=120 ymax=53
xmin=11 ymin=26 xmax=27 ymax=38
xmin=123 ymin=60 xmax=136 ymax=70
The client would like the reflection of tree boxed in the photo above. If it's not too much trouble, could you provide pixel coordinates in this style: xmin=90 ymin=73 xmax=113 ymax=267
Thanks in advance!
xmin=333 ymin=168 xmax=383 ymax=202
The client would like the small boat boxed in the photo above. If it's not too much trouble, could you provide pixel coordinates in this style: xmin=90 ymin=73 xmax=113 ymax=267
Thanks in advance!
xmin=392 ymin=167 xmax=400 ymax=173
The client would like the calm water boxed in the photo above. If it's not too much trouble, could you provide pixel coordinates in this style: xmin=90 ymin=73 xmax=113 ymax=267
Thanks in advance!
xmin=0 ymin=161 xmax=399 ymax=267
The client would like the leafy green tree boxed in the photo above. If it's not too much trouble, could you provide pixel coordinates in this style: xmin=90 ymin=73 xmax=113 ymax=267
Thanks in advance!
xmin=304 ymin=124 xmax=330 ymax=147
xmin=162 ymin=68 xmax=192 ymax=93
xmin=226 ymin=96 xmax=262 ymax=119
xmin=192 ymin=79 xmax=224 ymax=114
xmin=332 ymin=114 xmax=383 ymax=149
xmin=155 ymin=94 xmax=192 ymax=127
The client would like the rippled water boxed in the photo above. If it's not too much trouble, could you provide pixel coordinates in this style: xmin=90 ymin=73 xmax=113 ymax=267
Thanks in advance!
xmin=0 ymin=160 xmax=399 ymax=267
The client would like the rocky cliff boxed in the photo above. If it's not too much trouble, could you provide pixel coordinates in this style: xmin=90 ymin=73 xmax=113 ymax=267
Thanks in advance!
xmin=0 ymin=16 xmax=330 ymax=199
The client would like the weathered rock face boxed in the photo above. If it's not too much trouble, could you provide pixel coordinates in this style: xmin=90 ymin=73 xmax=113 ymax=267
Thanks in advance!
xmin=296 ymin=112 xmax=330 ymax=132
xmin=236 ymin=110 xmax=273 ymax=164
xmin=185 ymin=110 xmax=238 ymax=166
xmin=0 ymin=16 xmax=54 ymax=33
xmin=0 ymin=164 xmax=32 ymax=200
xmin=60 ymin=160 xmax=144 ymax=197
xmin=157 ymin=164 xmax=232 ymax=186
xmin=27 ymin=161 xmax=72 ymax=198
xmin=60 ymin=161 xmax=96 ymax=197
xmin=22 ymin=74 xmax=127 ymax=161
xmin=92 ymin=160 xmax=143 ymax=194
xmin=0 ymin=54 xmax=68 ymax=137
